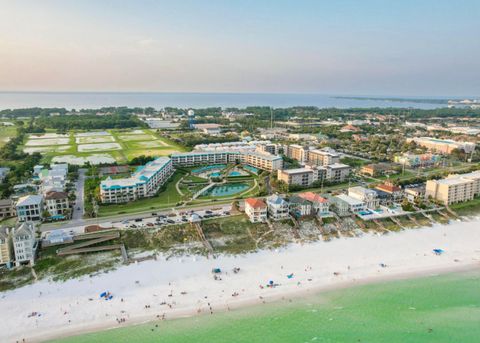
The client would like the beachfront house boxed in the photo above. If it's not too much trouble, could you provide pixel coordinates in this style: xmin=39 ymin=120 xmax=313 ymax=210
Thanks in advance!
xmin=15 ymin=195 xmax=44 ymax=222
xmin=44 ymin=191 xmax=70 ymax=219
xmin=244 ymin=198 xmax=268 ymax=223
xmin=331 ymin=194 xmax=366 ymax=216
xmin=13 ymin=222 xmax=37 ymax=266
xmin=0 ymin=227 xmax=13 ymax=267
xmin=297 ymin=192 xmax=330 ymax=217
xmin=348 ymin=186 xmax=380 ymax=209
xmin=266 ymin=194 xmax=290 ymax=221
xmin=288 ymin=195 xmax=313 ymax=217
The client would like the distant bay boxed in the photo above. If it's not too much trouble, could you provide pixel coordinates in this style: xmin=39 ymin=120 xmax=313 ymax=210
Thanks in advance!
xmin=0 ymin=92 xmax=452 ymax=110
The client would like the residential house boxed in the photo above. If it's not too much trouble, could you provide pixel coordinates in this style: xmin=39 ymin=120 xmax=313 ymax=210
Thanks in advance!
xmin=244 ymin=198 xmax=268 ymax=223
xmin=0 ymin=227 xmax=13 ymax=266
xmin=13 ymin=222 xmax=37 ymax=266
xmin=348 ymin=186 xmax=380 ymax=209
xmin=297 ymin=192 xmax=329 ymax=217
xmin=16 ymin=195 xmax=44 ymax=222
xmin=44 ymin=191 xmax=70 ymax=218
xmin=404 ymin=185 xmax=426 ymax=204
xmin=332 ymin=194 xmax=366 ymax=216
xmin=374 ymin=181 xmax=404 ymax=203
xmin=266 ymin=194 xmax=290 ymax=220
xmin=288 ymin=195 xmax=313 ymax=217
xmin=0 ymin=199 xmax=16 ymax=220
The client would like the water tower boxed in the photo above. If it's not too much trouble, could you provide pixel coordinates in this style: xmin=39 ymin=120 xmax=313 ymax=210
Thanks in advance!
xmin=187 ymin=109 xmax=195 ymax=128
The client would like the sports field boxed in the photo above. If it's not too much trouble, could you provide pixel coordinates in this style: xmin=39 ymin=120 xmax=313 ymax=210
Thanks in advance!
xmin=22 ymin=128 xmax=186 ymax=165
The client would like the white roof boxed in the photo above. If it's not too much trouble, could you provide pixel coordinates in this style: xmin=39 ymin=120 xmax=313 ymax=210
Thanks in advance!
xmin=335 ymin=194 xmax=365 ymax=206
xmin=16 ymin=195 xmax=43 ymax=207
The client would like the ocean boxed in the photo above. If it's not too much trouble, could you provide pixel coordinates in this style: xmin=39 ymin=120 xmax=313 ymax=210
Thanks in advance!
xmin=51 ymin=270 xmax=480 ymax=343
xmin=0 ymin=92 xmax=449 ymax=110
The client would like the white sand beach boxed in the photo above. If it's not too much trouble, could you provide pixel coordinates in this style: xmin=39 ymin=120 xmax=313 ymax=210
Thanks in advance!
xmin=2 ymin=217 xmax=480 ymax=342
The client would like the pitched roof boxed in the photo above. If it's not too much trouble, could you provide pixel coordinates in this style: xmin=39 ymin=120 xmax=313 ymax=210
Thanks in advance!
xmin=266 ymin=194 xmax=288 ymax=205
xmin=245 ymin=198 xmax=267 ymax=209
xmin=45 ymin=191 xmax=68 ymax=200
xmin=289 ymin=195 xmax=312 ymax=205
xmin=298 ymin=192 xmax=328 ymax=203
xmin=16 ymin=195 xmax=43 ymax=207
xmin=375 ymin=182 xmax=401 ymax=193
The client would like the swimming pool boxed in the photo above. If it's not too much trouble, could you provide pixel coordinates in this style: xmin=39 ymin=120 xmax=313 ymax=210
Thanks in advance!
xmin=229 ymin=171 xmax=242 ymax=177
xmin=210 ymin=172 xmax=222 ymax=178
xmin=201 ymin=183 xmax=250 ymax=197
xmin=243 ymin=165 xmax=259 ymax=174
xmin=192 ymin=164 xmax=227 ymax=174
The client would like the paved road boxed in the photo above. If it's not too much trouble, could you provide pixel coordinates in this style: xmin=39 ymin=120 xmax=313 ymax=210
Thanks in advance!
xmin=71 ymin=168 xmax=87 ymax=221
xmin=40 ymin=202 xmax=236 ymax=232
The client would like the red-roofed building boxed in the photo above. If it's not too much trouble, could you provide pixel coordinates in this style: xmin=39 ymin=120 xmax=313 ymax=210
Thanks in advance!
xmin=244 ymin=198 xmax=267 ymax=223
xmin=340 ymin=124 xmax=361 ymax=133
xmin=298 ymin=192 xmax=330 ymax=217
xmin=374 ymin=181 xmax=404 ymax=202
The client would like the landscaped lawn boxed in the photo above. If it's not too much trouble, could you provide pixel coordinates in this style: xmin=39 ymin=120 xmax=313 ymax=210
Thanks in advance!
xmin=451 ymin=197 xmax=480 ymax=216
xmin=98 ymin=171 xmax=186 ymax=217
xmin=0 ymin=125 xmax=17 ymax=148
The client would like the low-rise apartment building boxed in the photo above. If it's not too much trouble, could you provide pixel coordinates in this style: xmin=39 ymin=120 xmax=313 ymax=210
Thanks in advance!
xmin=286 ymin=144 xmax=308 ymax=163
xmin=425 ymin=171 xmax=480 ymax=205
xmin=241 ymin=151 xmax=283 ymax=172
xmin=100 ymin=157 xmax=174 ymax=204
xmin=325 ymin=163 xmax=351 ymax=183
xmin=307 ymin=149 xmax=340 ymax=166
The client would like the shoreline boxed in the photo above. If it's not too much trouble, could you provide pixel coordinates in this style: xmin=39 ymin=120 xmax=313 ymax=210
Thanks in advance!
xmin=2 ymin=216 xmax=480 ymax=342
xmin=44 ymin=263 xmax=480 ymax=343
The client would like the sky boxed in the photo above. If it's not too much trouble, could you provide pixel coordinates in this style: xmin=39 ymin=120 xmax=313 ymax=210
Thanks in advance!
xmin=0 ymin=0 xmax=479 ymax=96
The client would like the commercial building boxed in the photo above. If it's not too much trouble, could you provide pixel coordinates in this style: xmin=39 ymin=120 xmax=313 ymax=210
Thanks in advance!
xmin=100 ymin=157 xmax=174 ymax=204
xmin=266 ymin=194 xmax=290 ymax=220
xmin=348 ymin=186 xmax=380 ymax=209
xmin=16 ymin=195 xmax=44 ymax=222
xmin=193 ymin=123 xmax=222 ymax=135
xmin=394 ymin=153 xmax=442 ymax=168
xmin=244 ymin=198 xmax=267 ymax=223
xmin=425 ymin=171 xmax=480 ymax=205
xmin=13 ymin=222 xmax=37 ymax=266
xmin=407 ymin=137 xmax=476 ymax=154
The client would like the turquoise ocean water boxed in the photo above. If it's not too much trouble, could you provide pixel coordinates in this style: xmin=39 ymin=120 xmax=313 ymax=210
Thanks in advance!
xmin=52 ymin=270 xmax=480 ymax=343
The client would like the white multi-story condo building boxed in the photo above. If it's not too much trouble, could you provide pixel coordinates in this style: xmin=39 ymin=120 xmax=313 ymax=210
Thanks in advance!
xmin=286 ymin=144 xmax=308 ymax=163
xmin=171 ymin=150 xmax=283 ymax=172
xmin=100 ymin=157 xmax=174 ymax=204
xmin=307 ymin=149 xmax=340 ymax=166
xmin=325 ymin=163 xmax=351 ymax=183
xmin=13 ymin=222 xmax=37 ymax=266
xmin=425 ymin=171 xmax=480 ymax=205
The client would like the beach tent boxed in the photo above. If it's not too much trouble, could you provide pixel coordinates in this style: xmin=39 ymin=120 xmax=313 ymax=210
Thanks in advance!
xmin=433 ymin=249 xmax=445 ymax=255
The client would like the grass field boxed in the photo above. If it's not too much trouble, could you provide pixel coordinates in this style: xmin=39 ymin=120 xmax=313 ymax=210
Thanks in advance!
xmin=21 ymin=128 xmax=187 ymax=165
xmin=0 ymin=125 xmax=16 ymax=148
